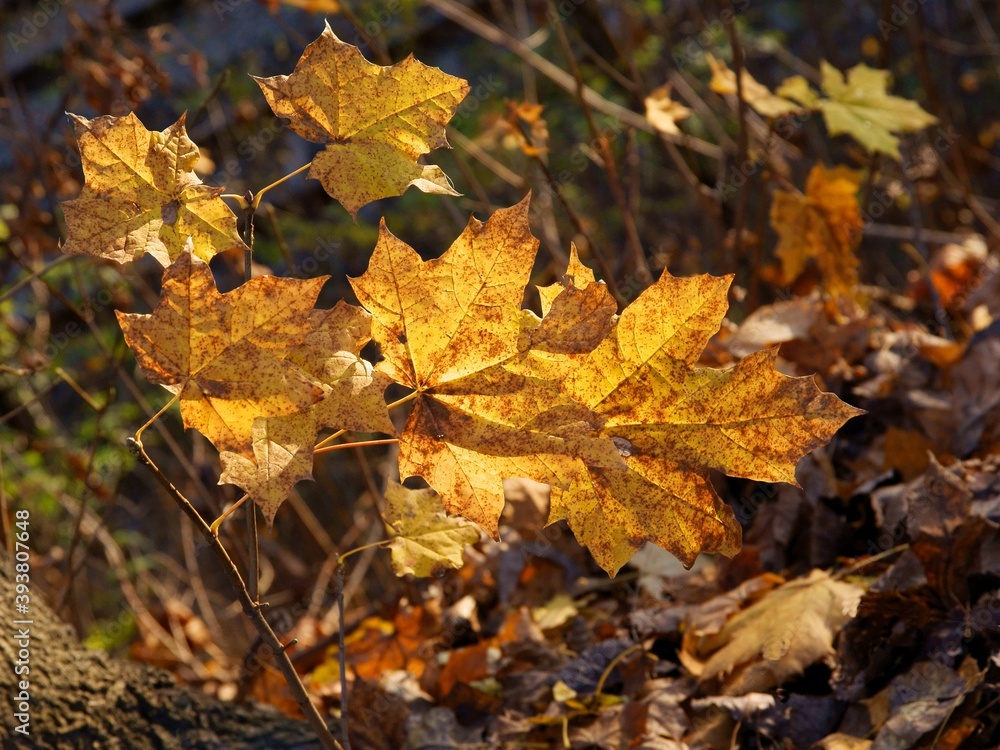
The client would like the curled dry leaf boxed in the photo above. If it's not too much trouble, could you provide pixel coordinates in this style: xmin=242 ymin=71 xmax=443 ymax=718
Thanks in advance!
xmin=707 ymin=55 xmax=804 ymax=118
xmin=61 ymin=112 xmax=247 ymax=266
xmin=682 ymin=569 xmax=863 ymax=695
xmin=645 ymin=85 xmax=693 ymax=135
xmin=253 ymin=21 xmax=470 ymax=217
xmin=726 ymin=297 xmax=825 ymax=359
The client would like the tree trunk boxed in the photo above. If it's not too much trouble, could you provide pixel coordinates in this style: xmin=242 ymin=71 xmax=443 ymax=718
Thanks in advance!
xmin=0 ymin=554 xmax=329 ymax=749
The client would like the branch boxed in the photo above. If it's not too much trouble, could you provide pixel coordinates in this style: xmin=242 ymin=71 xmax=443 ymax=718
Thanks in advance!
xmin=126 ymin=438 xmax=342 ymax=750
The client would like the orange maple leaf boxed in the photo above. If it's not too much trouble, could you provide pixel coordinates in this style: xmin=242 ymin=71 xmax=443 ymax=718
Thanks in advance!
xmin=770 ymin=163 xmax=865 ymax=301
xmin=253 ymin=22 xmax=470 ymax=217
xmin=62 ymin=112 xmax=247 ymax=266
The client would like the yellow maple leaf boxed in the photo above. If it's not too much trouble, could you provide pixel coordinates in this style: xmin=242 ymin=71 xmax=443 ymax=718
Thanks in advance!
xmin=553 ymin=271 xmax=862 ymax=573
xmin=351 ymin=198 xmax=623 ymax=537
xmin=382 ymin=481 xmax=481 ymax=577
xmin=217 ymin=410 xmax=317 ymax=523
xmin=770 ymin=163 xmax=864 ymax=300
xmin=529 ymin=244 xmax=616 ymax=356
xmin=218 ymin=302 xmax=394 ymax=522
xmin=681 ymin=570 xmax=863 ymax=695
xmin=819 ymin=62 xmax=938 ymax=158
xmin=253 ymin=22 xmax=470 ymax=217
xmin=116 ymin=247 xmax=332 ymax=457
xmin=353 ymin=198 xmax=862 ymax=573
xmin=779 ymin=62 xmax=937 ymax=159
xmin=61 ymin=112 xmax=247 ymax=266
xmin=706 ymin=55 xmax=804 ymax=118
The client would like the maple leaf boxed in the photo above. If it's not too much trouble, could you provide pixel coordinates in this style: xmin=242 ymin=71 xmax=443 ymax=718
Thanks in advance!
xmin=770 ymin=163 xmax=865 ymax=300
xmin=531 ymin=244 xmax=616 ymax=356
xmin=682 ymin=569 xmax=863 ymax=695
xmin=644 ymin=85 xmax=693 ymax=136
xmin=350 ymin=197 xmax=623 ymax=537
xmin=382 ymin=481 xmax=481 ymax=577
xmin=779 ymin=62 xmax=937 ymax=159
xmin=555 ymin=271 xmax=865 ymax=573
xmin=253 ymin=22 xmax=470 ymax=217
xmin=217 ymin=410 xmax=317 ymax=523
xmin=61 ymin=112 xmax=247 ymax=266
xmin=218 ymin=301 xmax=394 ymax=522
xmin=706 ymin=55 xmax=804 ymax=118
xmin=116 ymin=247 xmax=333 ymax=457
xmin=353 ymin=198 xmax=861 ymax=573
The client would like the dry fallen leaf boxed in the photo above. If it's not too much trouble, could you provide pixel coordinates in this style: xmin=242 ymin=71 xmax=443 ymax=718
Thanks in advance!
xmin=309 ymin=605 xmax=436 ymax=687
xmin=62 ymin=112 xmax=247 ymax=266
xmin=253 ymin=22 xmax=469 ymax=217
xmin=683 ymin=569 xmax=863 ymax=695
xmin=726 ymin=297 xmax=825 ymax=359
xmin=383 ymin=481 xmax=481 ymax=577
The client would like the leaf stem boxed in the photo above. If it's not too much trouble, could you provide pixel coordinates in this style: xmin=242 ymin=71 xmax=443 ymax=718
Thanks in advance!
xmin=252 ymin=162 xmax=312 ymax=210
xmin=220 ymin=193 xmax=250 ymax=209
xmin=338 ymin=539 xmax=390 ymax=566
xmin=210 ymin=494 xmax=249 ymax=536
xmin=315 ymin=438 xmax=399 ymax=457
xmin=386 ymin=390 xmax=420 ymax=410
xmin=595 ymin=643 xmax=644 ymax=696
xmin=126 ymin=438 xmax=342 ymax=750
xmin=833 ymin=543 xmax=909 ymax=580
xmin=313 ymin=390 xmax=417 ymax=451
xmin=133 ymin=392 xmax=180 ymax=444
xmin=314 ymin=429 xmax=347 ymax=452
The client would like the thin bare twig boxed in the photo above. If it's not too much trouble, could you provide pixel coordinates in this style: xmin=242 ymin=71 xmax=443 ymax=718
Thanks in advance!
xmin=721 ymin=0 xmax=751 ymax=267
xmin=127 ymin=438 xmax=342 ymax=750
xmin=423 ymin=0 xmax=721 ymax=159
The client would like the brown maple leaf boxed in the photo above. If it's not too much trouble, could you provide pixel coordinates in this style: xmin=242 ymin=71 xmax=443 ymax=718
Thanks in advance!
xmin=352 ymin=198 xmax=863 ymax=572
xmin=351 ymin=197 xmax=623 ymax=537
